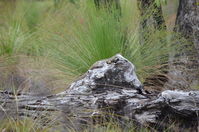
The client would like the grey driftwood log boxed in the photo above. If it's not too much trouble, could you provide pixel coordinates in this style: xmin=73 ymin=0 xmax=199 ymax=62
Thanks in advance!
xmin=0 ymin=54 xmax=199 ymax=131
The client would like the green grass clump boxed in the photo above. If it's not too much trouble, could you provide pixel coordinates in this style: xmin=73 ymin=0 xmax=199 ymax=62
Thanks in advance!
xmin=47 ymin=1 xmax=123 ymax=75
xmin=0 ymin=0 xmax=53 ymax=57
xmin=40 ymin=0 xmax=180 ymax=83
xmin=0 ymin=23 xmax=29 ymax=56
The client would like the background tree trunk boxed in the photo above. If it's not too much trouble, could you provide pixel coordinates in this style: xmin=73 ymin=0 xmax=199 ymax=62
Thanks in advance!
xmin=175 ymin=0 xmax=199 ymax=55
xmin=137 ymin=0 xmax=168 ymax=91
xmin=137 ymin=0 xmax=166 ymax=31
xmin=137 ymin=0 xmax=166 ymax=46
xmin=94 ymin=0 xmax=121 ymax=10
xmin=165 ymin=0 xmax=199 ymax=89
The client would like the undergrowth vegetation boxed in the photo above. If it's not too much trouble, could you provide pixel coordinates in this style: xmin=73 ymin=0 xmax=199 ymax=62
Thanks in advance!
xmin=0 ymin=117 xmax=151 ymax=132
xmin=0 ymin=0 xmax=183 ymax=84
xmin=35 ymin=0 xmax=182 ymax=83
xmin=0 ymin=118 xmax=49 ymax=132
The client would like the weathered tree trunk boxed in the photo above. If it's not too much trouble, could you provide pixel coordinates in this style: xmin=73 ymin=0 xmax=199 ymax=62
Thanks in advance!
xmin=0 ymin=55 xmax=199 ymax=131
xmin=165 ymin=0 xmax=199 ymax=89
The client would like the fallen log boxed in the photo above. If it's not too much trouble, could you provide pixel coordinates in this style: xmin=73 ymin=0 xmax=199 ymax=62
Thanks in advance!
xmin=0 ymin=54 xmax=199 ymax=131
